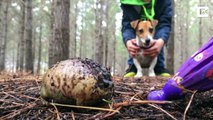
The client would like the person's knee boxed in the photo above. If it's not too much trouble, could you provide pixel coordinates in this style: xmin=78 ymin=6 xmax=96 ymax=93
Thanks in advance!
xmin=156 ymin=48 xmax=165 ymax=68
xmin=128 ymin=56 xmax=133 ymax=65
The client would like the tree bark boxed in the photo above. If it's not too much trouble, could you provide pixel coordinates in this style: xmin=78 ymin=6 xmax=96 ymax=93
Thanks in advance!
xmin=20 ymin=0 xmax=25 ymax=71
xmin=73 ymin=5 xmax=77 ymax=58
xmin=25 ymin=0 xmax=34 ymax=73
xmin=166 ymin=0 xmax=175 ymax=74
xmin=94 ymin=0 xmax=104 ymax=64
xmin=185 ymin=1 xmax=189 ymax=58
xmin=0 ymin=0 xmax=3 ymax=66
xmin=37 ymin=25 xmax=42 ymax=74
xmin=0 ymin=0 xmax=1 ymax=13
xmin=198 ymin=0 xmax=202 ymax=47
xmin=112 ymin=17 xmax=116 ymax=75
xmin=104 ymin=0 xmax=109 ymax=67
xmin=32 ymin=28 xmax=36 ymax=73
xmin=69 ymin=0 xmax=77 ymax=58
xmin=48 ymin=0 xmax=54 ymax=68
xmin=79 ymin=0 xmax=85 ymax=58
xmin=79 ymin=28 xmax=83 ymax=58
xmin=0 ymin=0 xmax=9 ymax=71
xmin=16 ymin=0 xmax=26 ymax=71
xmin=50 ymin=0 xmax=70 ymax=67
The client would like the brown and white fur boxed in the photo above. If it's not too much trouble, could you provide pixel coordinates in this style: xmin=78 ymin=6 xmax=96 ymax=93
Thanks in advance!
xmin=130 ymin=19 xmax=158 ymax=78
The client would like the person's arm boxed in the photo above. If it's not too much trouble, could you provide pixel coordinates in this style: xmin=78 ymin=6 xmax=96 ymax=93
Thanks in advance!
xmin=154 ymin=0 xmax=172 ymax=44
xmin=121 ymin=4 xmax=141 ymax=57
xmin=121 ymin=4 xmax=140 ymax=46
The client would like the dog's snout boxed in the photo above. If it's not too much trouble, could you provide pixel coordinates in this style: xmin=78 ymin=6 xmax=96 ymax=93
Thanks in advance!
xmin=145 ymin=38 xmax=151 ymax=45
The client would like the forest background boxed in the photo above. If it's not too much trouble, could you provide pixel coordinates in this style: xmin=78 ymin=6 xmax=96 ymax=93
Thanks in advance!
xmin=0 ymin=0 xmax=212 ymax=75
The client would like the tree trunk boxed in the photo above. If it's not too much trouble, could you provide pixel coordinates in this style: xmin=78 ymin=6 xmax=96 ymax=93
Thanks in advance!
xmin=69 ymin=0 xmax=77 ymax=58
xmin=73 ymin=5 xmax=77 ymax=58
xmin=0 ymin=0 xmax=9 ymax=71
xmin=112 ymin=18 xmax=116 ymax=75
xmin=174 ymin=1 xmax=183 ymax=70
xmin=32 ymin=28 xmax=36 ymax=73
xmin=198 ymin=0 xmax=202 ymax=47
xmin=48 ymin=0 xmax=54 ymax=68
xmin=19 ymin=0 xmax=25 ymax=71
xmin=79 ymin=28 xmax=83 ymax=58
xmin=166 ymin=0 xmax=175 ymax=74
xmin=0 ymin=0 xmax=3 ymax=68
xmin=25 ymin=0 xmax=34 ymax=73
xmin=104 ymin=0 xmax=109 ymax=67
xmin=16 ymin=0 xmax=26 ymax=71
xmin=180 ymin=1 xmax=188 ymax=62
xmin=178 ymin=1 xmax=185 ymax=65
xmin=50 ymin=0 xmax=70 ymax=66
xmin=94 ymin=0 xmax=104 ymax=64
xmin=16 ymin=35 xmax=21 ymax=71
xmin=37 ymin=25 xmax=42 ymax=74
xmin=12 ymin=47 xmax=15 ymax=71
xmin=79 ymin=0 xmax=85 ymax=58
xmin=0 ymin=0 xmax=1 ymax=17
xmin=185 ymin=1 xmax=189 ymax=58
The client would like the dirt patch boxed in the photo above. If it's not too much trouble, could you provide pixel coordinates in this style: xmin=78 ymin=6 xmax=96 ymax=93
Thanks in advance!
xmin=0 ymin=74 xmax=213 ymax=120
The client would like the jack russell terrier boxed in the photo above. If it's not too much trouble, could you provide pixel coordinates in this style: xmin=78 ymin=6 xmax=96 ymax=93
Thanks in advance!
xmin=130 ymin=19 xmax=158 ymax=78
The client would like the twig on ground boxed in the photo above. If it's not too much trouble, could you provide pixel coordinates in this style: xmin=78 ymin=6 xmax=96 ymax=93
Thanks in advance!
xmin=0 ymin=104 xmax=23 ymax=109
xmin=0 ymin=99 xmax=24 ymax=106
xmin=148 ymin=103 xmax=177 ymax=120
xmin=44 ymin=116 xmax=52 ymax=120
xmin=71 ymin=111 xmax=75 ymax=120
xmin=2 ymin=92 xmax=23 ymax=103
xmin=130 ymin=93 xmax=138 ymax=103
xmin=129 ymin=92 xmax=143 ymax=105
xmin=50 ymin=103 xmax=60 ymax=120
xmin=87 ymin=112 xmax=104 ymax=120
xmin=50 ymin=102 xmax=119 ymax=113
xmin=102 ymin=106 xmax=122 ymax=119
xmin=113 ymin=100 xmax=172 ymax=108
xmin=0 ymin=103 xmax=36 ymax=119
xmin=19 ymin=94 xmax=40 ymax=101
xmin=1 ymin=77 xmax=40 ymax=82
xmin=129 ymin=85 xmax=144 ymax=100
xmin=114 ymin=90 xmax=135 ymax=95
xmin=183 ymin=90 xmax=197 ymax=120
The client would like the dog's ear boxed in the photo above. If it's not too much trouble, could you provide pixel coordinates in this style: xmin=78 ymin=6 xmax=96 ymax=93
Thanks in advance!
xmin=130 ymin=19 xmax=140 ymax=29
xmin=151 ymin=20 xmax=158 ymax=27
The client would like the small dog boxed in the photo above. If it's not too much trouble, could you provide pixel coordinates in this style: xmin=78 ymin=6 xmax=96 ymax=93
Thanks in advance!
xmin=130 ymin=19 xmax=158 ymax=78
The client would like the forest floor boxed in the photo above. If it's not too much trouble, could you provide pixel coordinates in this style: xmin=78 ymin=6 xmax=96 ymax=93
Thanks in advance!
xmin=0 ymin=72 xmax=213 ymax=120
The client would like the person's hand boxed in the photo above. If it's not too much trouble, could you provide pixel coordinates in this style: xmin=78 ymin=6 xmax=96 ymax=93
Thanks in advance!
xmin=143 ymin=38 xmax=165 ymax=57
xmin=126 ymin=39 xmax=141 ymax=57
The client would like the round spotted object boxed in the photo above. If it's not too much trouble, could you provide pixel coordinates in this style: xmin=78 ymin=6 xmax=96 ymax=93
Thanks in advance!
xmin=40 ymin=58 xmax=114 ymax=106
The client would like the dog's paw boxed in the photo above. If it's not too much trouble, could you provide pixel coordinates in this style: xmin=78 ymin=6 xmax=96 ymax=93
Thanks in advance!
xmin=134 ymin=73 xmax=143 ymax=78
xmin=148 ymin=70 xmax=156 ymax=77
xmin=149 ymin=73 xmax=156 ymax=77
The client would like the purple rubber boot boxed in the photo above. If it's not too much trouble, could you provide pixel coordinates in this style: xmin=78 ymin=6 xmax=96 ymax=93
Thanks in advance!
xmin=147 ymin=78 xmax=185 ymax=100
xmin=148 ymin=37 xmax=213 ymax=100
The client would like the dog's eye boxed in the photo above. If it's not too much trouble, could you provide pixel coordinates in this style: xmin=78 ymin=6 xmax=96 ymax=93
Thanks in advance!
xmin=149 ymin=28 xmax=154 ymax=33
xmin=139 ymin=29 xmax=144 ymax=33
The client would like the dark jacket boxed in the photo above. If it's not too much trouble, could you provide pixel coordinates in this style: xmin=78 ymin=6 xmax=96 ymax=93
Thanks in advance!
xmin=121 ymin=0 xmax=172 ymax=45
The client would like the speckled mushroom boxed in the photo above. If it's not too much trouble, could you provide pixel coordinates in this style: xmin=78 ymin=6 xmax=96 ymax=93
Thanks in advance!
xmin=40 ymin=58 xmax=114 ymax=106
